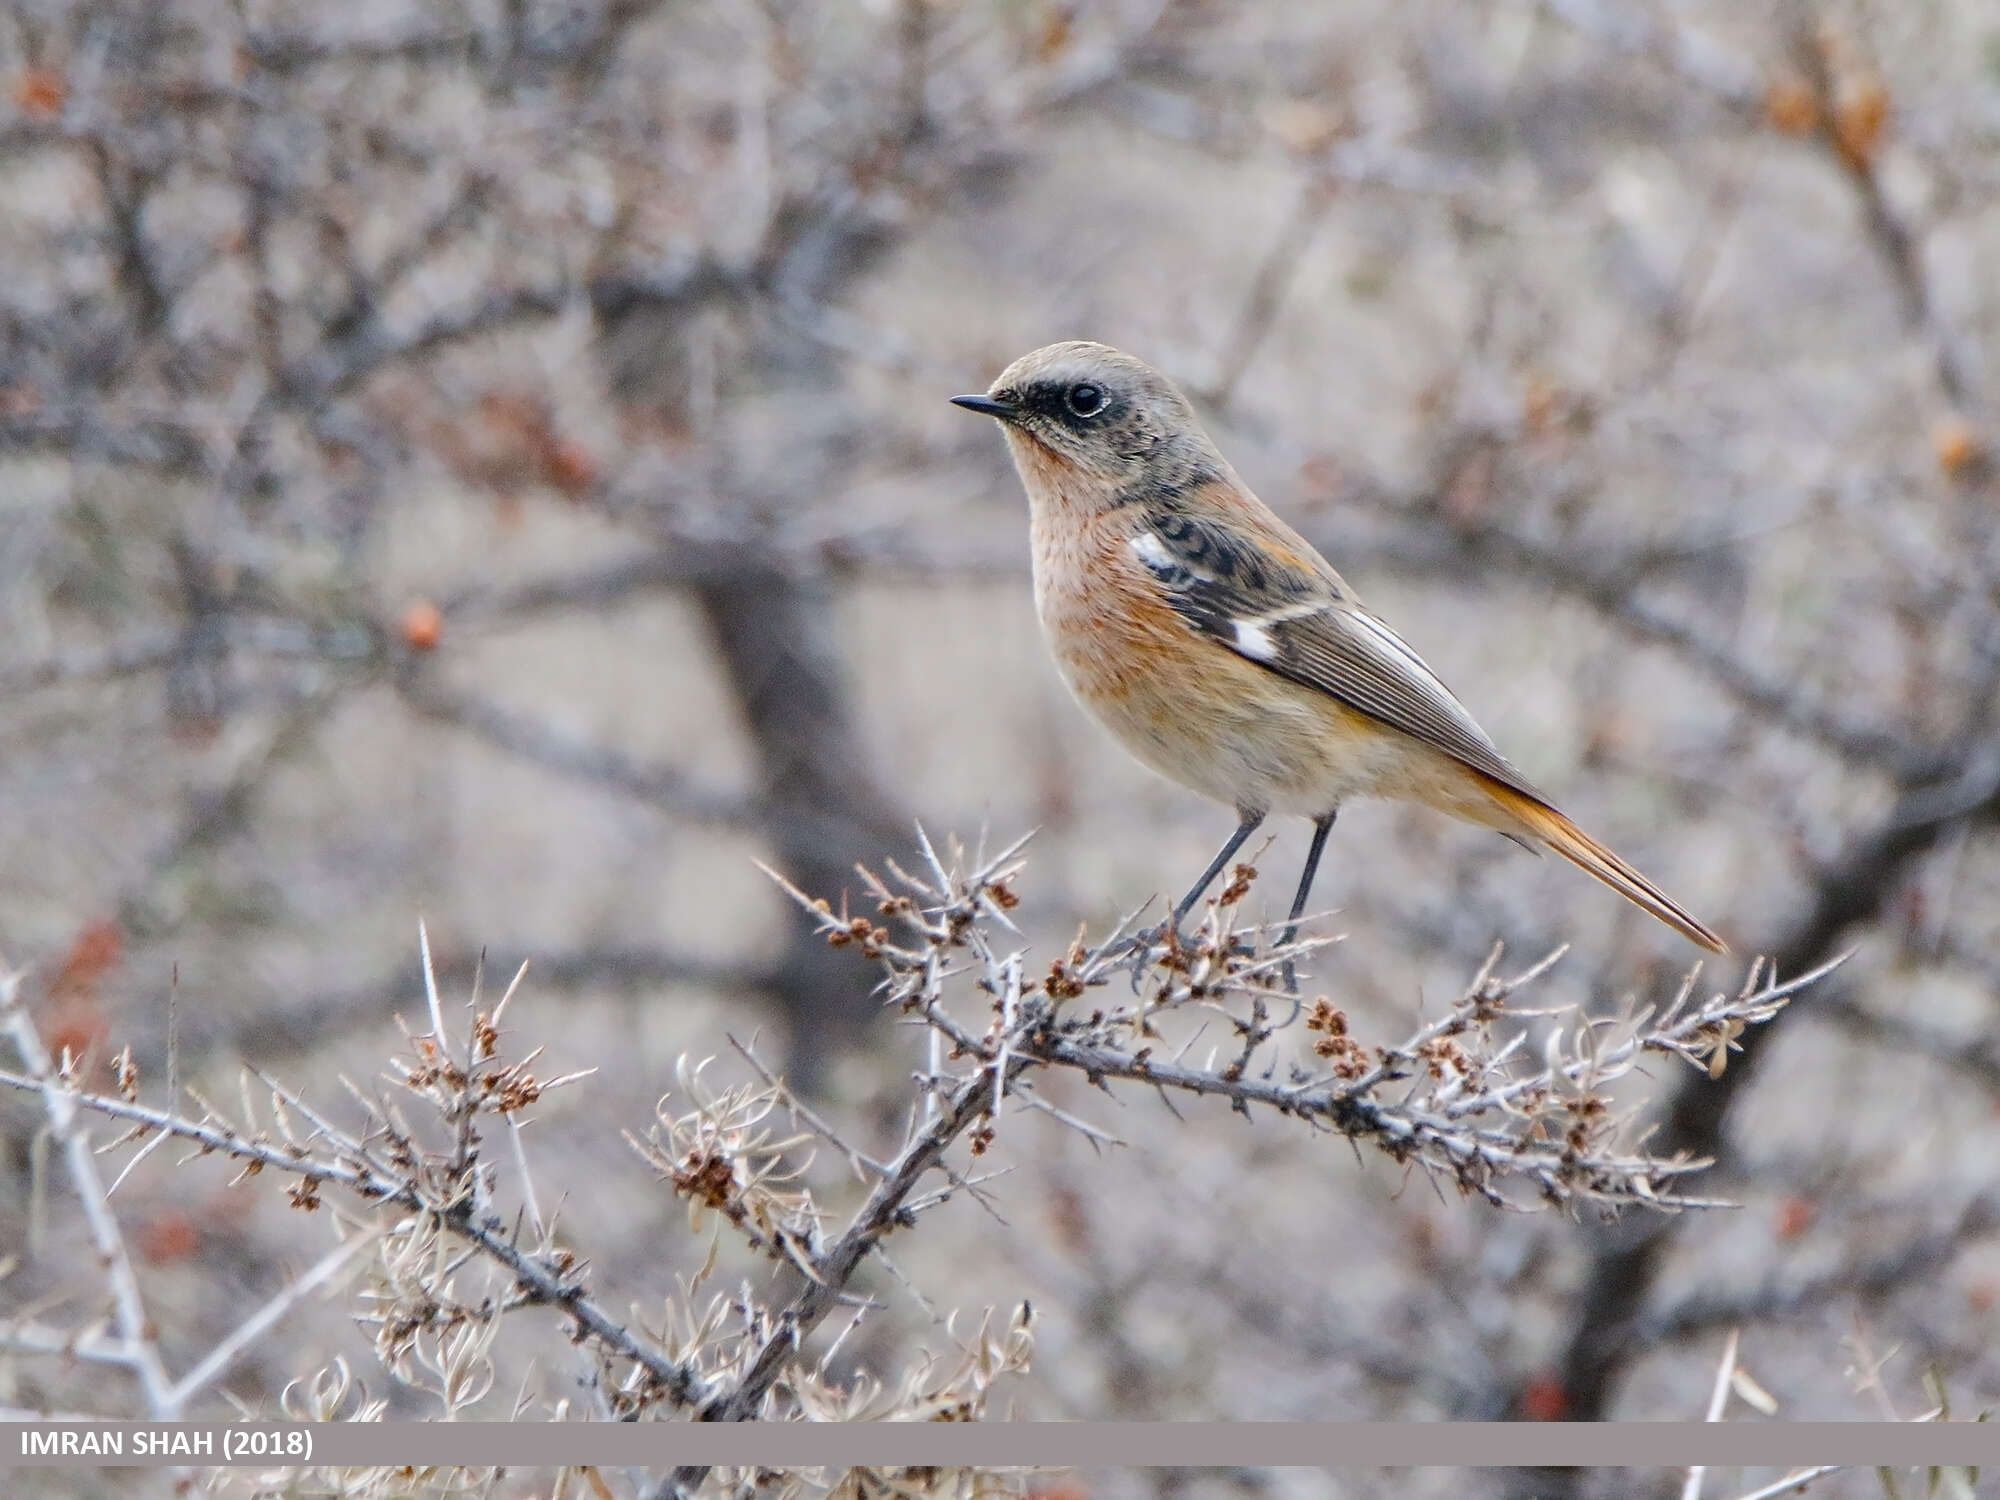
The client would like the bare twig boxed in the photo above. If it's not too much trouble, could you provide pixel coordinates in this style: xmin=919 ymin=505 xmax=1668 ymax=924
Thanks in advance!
xmin=1680 ymin=1328 xmax=1741 ymax=1500
xmin=0 ymin=971 xmax=176 ymax=1416
xmin=162 ymin=1230 xmax=379 ymax=1413
xmin=1726 ymin=1470 xmax=1844 ymax=1500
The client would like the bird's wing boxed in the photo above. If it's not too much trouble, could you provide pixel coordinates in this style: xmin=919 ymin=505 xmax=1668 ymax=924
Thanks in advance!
xmin=1128 ymin=505 xmax=1546 ymax=802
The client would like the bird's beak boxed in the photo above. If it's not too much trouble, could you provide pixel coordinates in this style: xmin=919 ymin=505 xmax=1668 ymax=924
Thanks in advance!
xmin=950 ymin=393 xmax=1019 ymax=421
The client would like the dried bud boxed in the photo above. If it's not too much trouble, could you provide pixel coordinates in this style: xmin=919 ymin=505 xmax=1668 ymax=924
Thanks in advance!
xmin=1305 ymin=999 xmax=1346 ymax=1035
xmin=674 ymin=1148 xmax=736 ymax=1208
xmin=1044 ymin=961 xmax=1086 ymax=1001
xmin=1218 ymin=862 xmax=1256 ymax=906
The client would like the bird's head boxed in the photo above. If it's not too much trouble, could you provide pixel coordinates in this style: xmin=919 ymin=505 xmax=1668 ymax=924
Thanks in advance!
xmin=952 ymin=341 xmax=1224 ymax=503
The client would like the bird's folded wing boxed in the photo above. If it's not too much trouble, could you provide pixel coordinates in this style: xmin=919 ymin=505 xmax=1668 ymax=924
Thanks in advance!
xmin=1129 ymin=508 xmax=1545 ymax=803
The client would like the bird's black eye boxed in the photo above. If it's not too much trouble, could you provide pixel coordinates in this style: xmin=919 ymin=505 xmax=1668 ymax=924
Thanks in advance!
xmin=1065 ymin=382 xmax=1105 ymax=418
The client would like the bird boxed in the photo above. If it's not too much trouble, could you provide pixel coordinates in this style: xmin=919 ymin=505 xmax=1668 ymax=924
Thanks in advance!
xmin=951 ymin=339 xmax=1727 ymax=965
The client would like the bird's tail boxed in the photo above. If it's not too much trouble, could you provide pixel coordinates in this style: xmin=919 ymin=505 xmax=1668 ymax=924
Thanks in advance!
xmin=1481 ymin=780 xmax=1728 ymax=953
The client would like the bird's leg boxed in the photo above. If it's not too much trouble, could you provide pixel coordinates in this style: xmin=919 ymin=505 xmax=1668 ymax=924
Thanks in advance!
xmin=1118 ymin=811 xmax=1265 ymax=977
xmin=1278 ymin=810 xmax=1336 ymax=994
xmin=1172 ymin=810 xmax=1266 ymax=932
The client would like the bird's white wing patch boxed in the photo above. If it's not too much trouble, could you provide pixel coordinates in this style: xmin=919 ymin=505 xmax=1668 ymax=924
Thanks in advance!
xmin=1129 ymin=530 xmax=1183 ymax=575
xmin=1232 ymin=619 xmax=1276 ymax=659
xmin=1230 ymin=599 xmax=1330 ymax=661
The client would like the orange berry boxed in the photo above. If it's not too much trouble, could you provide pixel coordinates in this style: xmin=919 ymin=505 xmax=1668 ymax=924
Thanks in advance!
xmin=1031 ymin=4 xmax=1072 ymax=63
xmin=1775 ymin=1195 xmax=1816 ymax=1240
xmin=1933 ymin=415 xmax=1981 ymax=477
xmin=1296 ymin=454 xmax=1344 ymax=494
xmin=1833 ymin=77 xmax=1888 ymax=169
xmin=140 ymin=1210 xmax=201 ymax=1264
xmin=545 ymin=438 xmax=597 ymax=497
xmin=44 ymin=998 xmax=109 ymax=1068
xmin=53 ymin=919 xmax=122 ymax=997
xmin=13 ymin=68 xmax=64 ymax=119
xmin=1268 ymin=99 xmax=1346 ymax=156
xmin=1521 ymin=372 xmax=1561 ymax=436
xmin=1519 ymin=1374 xmax=1569 ymax=1422
xmin=401 ymin=599 xmax=443 ymax=652
xmin=1764 ymin=76 xmax=1818 ymax=136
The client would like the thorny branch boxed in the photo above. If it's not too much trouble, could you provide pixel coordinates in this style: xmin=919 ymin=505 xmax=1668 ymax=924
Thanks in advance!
xmin=762 ymin=830 xmax=1839 ymax=1219
xmin=0 ymin=970 xmax=176 ymax=1416
xmin=0 ymin=942 xmax=710 ymax=1414
xmin=1 ymin=822 xmax=1835 ymax=1479
xmin=634 ymin=820 xmax=1832 ymax=1494
xmin=0 ymin=912 xmax=1037 ymax=1451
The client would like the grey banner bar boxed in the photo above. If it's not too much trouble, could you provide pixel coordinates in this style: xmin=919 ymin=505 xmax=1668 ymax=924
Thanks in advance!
xmin=4 ymin=1422 xmax=1995 ymax=1469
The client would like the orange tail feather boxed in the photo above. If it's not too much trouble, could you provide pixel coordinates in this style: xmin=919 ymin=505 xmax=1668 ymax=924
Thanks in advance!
xmin=1482 ymin=780 xmax=1728 ymax=953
